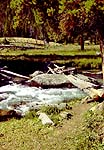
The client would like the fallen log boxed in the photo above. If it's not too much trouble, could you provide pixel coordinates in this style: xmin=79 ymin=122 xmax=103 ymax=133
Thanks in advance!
xmin=0 ymin=44 xmax=36 ymax=49
xmin=67 ymin=74 xmax=104 ymax=101
xmin=0 ymin=73 xmax=11 ymax=80
xmin=47 ymin=64 xmax=65 ymax=74
xmin=67 ymin=74 xmax=96 ymax=89
xmin=83 ymin=71 xmax=102 ymax=80
xmin=75 ymin=74 xmax=92 ymax=83
xmin=47 ymin=66 xmax=56 ymax=74
xmin=0 ymin=69 xmax=29 ymax=80
xmin=75 ymin=73 xmax=100 ymax=86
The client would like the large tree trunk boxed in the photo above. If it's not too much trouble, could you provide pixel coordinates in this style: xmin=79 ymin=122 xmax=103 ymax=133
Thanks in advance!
xmin=102 ymin=54 xmax=104 ymax=87
xmin=100 ymin=39 xmax=104 ymax=87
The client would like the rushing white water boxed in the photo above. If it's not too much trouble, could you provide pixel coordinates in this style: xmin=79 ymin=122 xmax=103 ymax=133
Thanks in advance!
xmin=0 ymin=84 xmax=87 ymax=116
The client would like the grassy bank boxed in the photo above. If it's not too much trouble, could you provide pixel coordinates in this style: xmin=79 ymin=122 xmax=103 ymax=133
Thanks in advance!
xmin=0 ymin=101 xmax=103 ymax=150
xmin=0 ymin=44 xmax=102 ymax=70
xmin=0 ymin=44 xmax=100 ymax=56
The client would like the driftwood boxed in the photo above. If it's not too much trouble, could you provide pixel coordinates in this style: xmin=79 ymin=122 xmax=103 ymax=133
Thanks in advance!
xmin=47 ymin=63 xmax=76 ymax=74
xmin=0 ymin=44 xmax=34 ymax=49
xmin=0 ymin=69 xmax=30 ymax=86
xmin=0 ymin=37 xmax=45 ymax=50
xmin=75 ymin=73 xmax=101 ymax=86
xmin=83 ymin=71 xmax=102 ymax=80
xmin=0 ymin=69 xmax=29 ymax=80
xmin=67 ymin=74 xmax=97 ymax=89
xmin=47 ymin=64 xmax=65 ymax=74
xmin=0 ymin=73 xmax=11 ymax=80
xmin=67 ymin=74 xmax=104 ymax=101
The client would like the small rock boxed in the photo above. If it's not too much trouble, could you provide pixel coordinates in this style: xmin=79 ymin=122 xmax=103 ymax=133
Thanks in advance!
xmin=27 ymin=102 xmax=42 ymax=111
xmin=60 ymin=111 xmax=73 ymax=119
xmin=38 ymin=112 xmax=54 ymax=125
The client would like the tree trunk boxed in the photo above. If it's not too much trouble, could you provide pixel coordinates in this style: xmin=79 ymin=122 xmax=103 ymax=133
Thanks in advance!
xmin=80 ymin=35 xmax=84 ymax=50
xmin=102 ymin=54 xmax=104 ymax=87
xmin=94 ymin=35 xmax=97 ymax=45
xmin=100 ymin=39 xmax=104 ymax=87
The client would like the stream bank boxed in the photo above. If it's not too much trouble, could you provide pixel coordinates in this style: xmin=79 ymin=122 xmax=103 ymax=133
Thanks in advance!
xmin=0 ymin=53 xmax=102 ymax=75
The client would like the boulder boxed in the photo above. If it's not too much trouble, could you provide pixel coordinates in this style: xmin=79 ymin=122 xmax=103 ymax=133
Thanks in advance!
xmin=28 ymin=73 xmax=73 ymax=88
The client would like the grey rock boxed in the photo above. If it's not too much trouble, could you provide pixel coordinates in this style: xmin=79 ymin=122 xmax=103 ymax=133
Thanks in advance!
xmin=38 ymin=112 xmax=54 ymax=125
xmin=29 ymin=74 xmax=72 ymax=88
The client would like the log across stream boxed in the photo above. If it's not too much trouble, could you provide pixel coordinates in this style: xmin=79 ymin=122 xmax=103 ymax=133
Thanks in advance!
xmin=0 ymin=63 xmax=103 ymax=117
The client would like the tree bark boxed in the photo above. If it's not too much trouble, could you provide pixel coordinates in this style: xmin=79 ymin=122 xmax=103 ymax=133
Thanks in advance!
xmin=80 ymin=34 xmax=84 ymax=50
xmin=100 ymin=39 xmax=104 ymax=87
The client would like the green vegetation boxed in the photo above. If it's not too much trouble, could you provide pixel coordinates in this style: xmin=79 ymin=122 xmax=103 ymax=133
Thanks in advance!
xmin=0 ymin=43 xmax=100 ymax=56
xmin=0 ymin=43 xmax=102 ymax=69
xmin=0 ymin=101 xmax=103 ymax=150
xmin=0 ymin=1 xmax=103 ymax=149
xmin=73 ymin=110 xmax=104 ymax=150
xmin=0 ymin=0 xmax=104 ymax=54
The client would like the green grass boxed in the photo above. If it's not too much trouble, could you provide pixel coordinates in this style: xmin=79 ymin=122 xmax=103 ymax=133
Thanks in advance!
xmin=0 ymin=101 xmax=103 ymax=150
xmin=0 ymin=44 xmax=100 ymax=56
xmin=0 ymin=102 xmax=72 ymax=150
xmin=0 ymin=43 xmax=102 ymax=69
xmin=73 ymin=110 xmax=104 ymax=150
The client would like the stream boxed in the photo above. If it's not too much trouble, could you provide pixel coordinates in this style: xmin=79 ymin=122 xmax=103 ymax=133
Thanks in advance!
xmin=0 ymin=60 xmax=102 ymax=116
xmin=0 ymin=83 xmax=87 ymax=116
